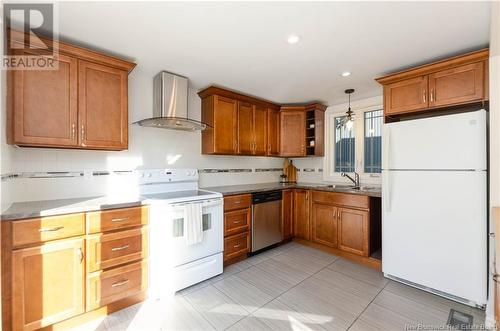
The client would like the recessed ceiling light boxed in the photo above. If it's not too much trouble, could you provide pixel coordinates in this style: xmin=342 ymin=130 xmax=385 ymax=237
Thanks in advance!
xmin=341 ymin=71 xmax=351 ymax=77
xmin=287 ymin=34 xmax=301 ymax=44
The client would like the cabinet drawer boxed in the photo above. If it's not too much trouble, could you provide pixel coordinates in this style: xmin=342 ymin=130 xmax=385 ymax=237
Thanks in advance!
xmin=224 ymin=194 xmax=251 ymax=211
xmin=87 ymin=227 xmax=148 ymax=272
xmin=12 ymin=213 xmax=85 ymax=247
xmin=87 ymin=260 xmax=148 ymax=311
xmin=312 ymin=191 xmax=369 ymax=209
xmin=87 ymin=206 xmax=148 ymax=234
xmin=224 ymin=232 xmax=249 ymax=261
xmin=224 ymin=208 xmax=250 ymax=236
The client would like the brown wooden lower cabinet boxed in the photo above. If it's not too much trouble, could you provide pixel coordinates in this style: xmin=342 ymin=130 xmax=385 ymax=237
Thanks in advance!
xmin=338 ymin=207 xmax=369 ymax=257
xmin=310 ymin=191 xmax=379 ymax=258
xmin=311 ymin=203 xmax=338 ymax=248
xmin=282 ymin=189 xmax=293 ymax=240
xmin=3 ymin=206 xmax=149 ymax=331
xmin=87 ymin=260 xmax=148 ymax=311
xmin=12 ymin=237 xmax=85 ymax=331
xmin=223 ymin=194 xmax=252 ymax=265
xmin=293 ymin=189 xmax=310 ymax=240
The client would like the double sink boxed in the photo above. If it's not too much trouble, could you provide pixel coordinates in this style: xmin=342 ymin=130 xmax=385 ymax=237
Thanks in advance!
xmin=312 ymin=184 xmax=380 ymax=192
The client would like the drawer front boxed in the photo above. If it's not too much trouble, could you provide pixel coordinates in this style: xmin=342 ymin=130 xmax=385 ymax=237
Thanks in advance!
xmin=224 ymin=232 xmax=249 ymax=261
xmin=224 ymin=194 xmax=251 ymax=211
xmin=312 ymin=191 xmax=369 ymax=209
xmin=87 ymin=206 xmax=148 ymax=234
xmin=87 ymin=227 xmax=148 ymax=272
xmin=12 ymin=213 xmax=85 ymax=247
xmin=87 ymin=260 xmax=148 ymax=311
xmin=224 ymin=208 xmax=250 ymax=236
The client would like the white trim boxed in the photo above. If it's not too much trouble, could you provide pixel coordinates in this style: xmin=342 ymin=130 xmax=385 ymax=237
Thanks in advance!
xmin=323 ymin=95 xmax=383 ymax=185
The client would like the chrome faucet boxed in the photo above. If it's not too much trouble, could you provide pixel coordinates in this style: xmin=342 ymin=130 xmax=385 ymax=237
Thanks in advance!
xmin=341 ymin=172 xmax=360 ymax=189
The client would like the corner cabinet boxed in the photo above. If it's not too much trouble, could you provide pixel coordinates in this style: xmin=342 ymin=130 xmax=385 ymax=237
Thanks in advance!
xmin=198 ymin=86 xmax=326 ymax=157
xmin=280 ymin=104 xmax=326 ymax=157
xmin=377 ymin=48 xmax=488 ymax=119
xmin=7 ymin=30 xmax=135 ymax=150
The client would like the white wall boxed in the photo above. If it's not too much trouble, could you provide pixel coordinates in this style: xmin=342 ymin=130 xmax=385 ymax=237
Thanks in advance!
xmin=0 ymin=66 xmax=284 ymax=207
xmin=487 ymin=2 xmax=500 ymax=328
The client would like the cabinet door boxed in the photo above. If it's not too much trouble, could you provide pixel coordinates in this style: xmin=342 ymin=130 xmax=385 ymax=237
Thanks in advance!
xmin=10 ymin=51 xmax=78 ymax=147
xmin=311 ymin=203 xmax=338 ymax=248
xmin=282 ymin=189 xmax=293 ymax=240
xmin=280 ymin=111 xmax=305 ymax=156
xmin=338 ymin=207 xmax=369 ymax=256
xmin=237 ymin=101 xmax=254 ymax=155
xmin=78 ymin=60 xmax=128 ymax=150
xmin=253 ymin=105 xmax=267 ymax=156
xmin=293 ymin=189 xmax=310 ymax=240
xmin=12 ymin=237 xmax=85 ymax=331
xmin=267 ymin=108 xmax=280 ymax=156
xmin=213 ymin=96 xmax=238 ymax=154
xmin=384 ymin=76 xmax=428 ymax=115
xmin=428 ymin=62 xmax=484 ymax=108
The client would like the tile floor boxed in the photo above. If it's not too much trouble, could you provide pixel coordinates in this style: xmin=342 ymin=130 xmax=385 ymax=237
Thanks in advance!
xmin=73 ymin=242 xmax=485 ymax=331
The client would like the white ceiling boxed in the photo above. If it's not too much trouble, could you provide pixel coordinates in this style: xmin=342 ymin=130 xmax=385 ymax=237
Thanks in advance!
xmin=57 ymin=1 xmax=491 ymax=106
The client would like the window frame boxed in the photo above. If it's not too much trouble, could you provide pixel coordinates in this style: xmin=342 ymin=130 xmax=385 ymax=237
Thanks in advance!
xmin=324 ymin=101 xmax=383 ymax=184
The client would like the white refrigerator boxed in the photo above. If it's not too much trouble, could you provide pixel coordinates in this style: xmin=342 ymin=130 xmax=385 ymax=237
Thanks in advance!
xmin=382 ymin=110 xmax=487 ymax=307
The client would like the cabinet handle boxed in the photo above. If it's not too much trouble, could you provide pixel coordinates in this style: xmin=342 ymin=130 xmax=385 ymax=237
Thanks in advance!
xmin=111 ymin=279 xmax=130 ymax=287
xmin=111 ymin=217 xmax=129 ymax=222
xmin=38 ymin=226 xmax=64 ymax=232
xmin=234 ymin=242 xmax=241 ymax=248
xmin=430 ymin=88 xmax=434 ymax=102
xmin=77 ymin=248 xmax=84 ymax=263
xmin=333 ymin=210 xmax=336 ymax=219
xmin=233 ymin=220 xmax=242 ymax=224
xmin=234 ymin=140 xmax=237 ymax=151
xmin=71 ymin=123 xmax=76 ymax=140
xmin=268 ymin=144 xmax=271 ymax=152
xmin=423 ymin=89 xmax=426 ymax=103
xmin=111 ymin=244 xmax=130 ymax=252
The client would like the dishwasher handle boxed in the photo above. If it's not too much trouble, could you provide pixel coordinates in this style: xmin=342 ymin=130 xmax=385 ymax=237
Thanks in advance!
xmin=252 ymin=190 xmax=282 ymax=204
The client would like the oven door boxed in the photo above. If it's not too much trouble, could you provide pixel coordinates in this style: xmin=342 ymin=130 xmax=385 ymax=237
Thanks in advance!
xmin=150 ymin=198 xmax=223 ymax=267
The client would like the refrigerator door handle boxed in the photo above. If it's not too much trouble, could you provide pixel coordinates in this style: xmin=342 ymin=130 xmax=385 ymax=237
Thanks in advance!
xmin=383 ymin=170 xmax=392 ymax=212
xmin=382 ymin=125 xmax=392 ymax=212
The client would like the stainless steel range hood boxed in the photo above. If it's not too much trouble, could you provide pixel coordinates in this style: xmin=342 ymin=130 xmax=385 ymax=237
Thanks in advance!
xmin=134 ymin=71 xmax=208 ymax=131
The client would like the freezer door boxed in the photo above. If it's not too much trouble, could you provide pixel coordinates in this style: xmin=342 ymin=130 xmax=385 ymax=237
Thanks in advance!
xmin=382 ymin=110 xmax=486 ymax=170
xmin=382 ymin=170 xmax=487 ymax=305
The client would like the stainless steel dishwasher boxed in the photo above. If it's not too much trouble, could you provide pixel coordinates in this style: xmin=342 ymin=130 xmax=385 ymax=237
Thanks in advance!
xmin=251 ymin=190 xmax=282 ymax=252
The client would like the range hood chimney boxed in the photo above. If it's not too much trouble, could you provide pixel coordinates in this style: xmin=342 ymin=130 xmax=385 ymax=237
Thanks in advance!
xmin=134 ymin=71 xmax=209 ymax=131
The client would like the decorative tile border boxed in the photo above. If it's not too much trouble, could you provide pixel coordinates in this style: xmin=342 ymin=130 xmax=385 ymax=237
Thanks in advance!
xmin=1 ymin=166 xmax=303 ymax=182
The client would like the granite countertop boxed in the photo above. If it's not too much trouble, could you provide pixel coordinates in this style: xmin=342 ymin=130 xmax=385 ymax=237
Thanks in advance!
xmin=1 ymin=196 xmax=146 ymax=221
xmin=1 ymin=182 xmax=381 ymax=221
xmin=204 ymin=182 xmax=382 ymax=198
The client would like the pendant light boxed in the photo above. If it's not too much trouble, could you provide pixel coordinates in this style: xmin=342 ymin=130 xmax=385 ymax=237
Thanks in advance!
xmin=344 ymin=88 xmax=355 ymax=129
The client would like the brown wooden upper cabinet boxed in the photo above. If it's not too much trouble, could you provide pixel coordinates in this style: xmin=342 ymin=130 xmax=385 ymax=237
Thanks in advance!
xmin=266 ymin=108 xmax=280 ymax=156
xmin=198 ymin=86 xmax=326 ymax=157
xmin=237 ymin=102 xmax=267 ymax=156
xmin=280 ymin=108 xmax=305 ymax=157
xmin=7 ymin=30 xmax=136 ymax=150
xmin=280 ymin=104 xmax=326 ymax=157
xmin=377 ymin=48 xmax=488 ymax=118
xmin=201 ymin=95 xmax=238 ymax=154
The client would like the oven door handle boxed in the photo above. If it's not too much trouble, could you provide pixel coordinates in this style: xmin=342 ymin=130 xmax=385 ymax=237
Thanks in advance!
xmin=170 ymin=198 xmax=222 ymax=208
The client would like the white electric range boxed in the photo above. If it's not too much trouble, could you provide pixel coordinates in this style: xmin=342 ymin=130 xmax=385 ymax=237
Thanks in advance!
xmin=139 ymin=169 xmax=223 ymax=298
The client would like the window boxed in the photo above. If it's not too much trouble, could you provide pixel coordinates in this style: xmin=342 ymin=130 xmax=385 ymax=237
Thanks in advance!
xmin=364 ymin=110 xmax=382 ymax=173
xmin=334 ymin=115 xmax=355 ymax=172
xmin=324 ymin=100 xmax=383 ymax=182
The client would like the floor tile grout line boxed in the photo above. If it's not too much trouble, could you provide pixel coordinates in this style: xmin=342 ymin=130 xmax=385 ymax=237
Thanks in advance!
xmin=345 ymin=275 xmax=390 ymax=331
xmin=326 ymin=260 xmax=389 ymax=289
xmin=186 ymin=244 xmax=298 ymax=331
